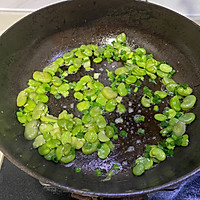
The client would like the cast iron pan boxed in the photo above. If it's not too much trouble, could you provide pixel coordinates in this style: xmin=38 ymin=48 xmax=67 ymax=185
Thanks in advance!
xmin=0 ymin=0 xmax=200 ymax=198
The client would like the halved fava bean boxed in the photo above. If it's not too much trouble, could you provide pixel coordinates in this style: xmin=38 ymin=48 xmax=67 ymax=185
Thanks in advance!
xmin=95 ymin=115 xmax=107 ymax=129
xmin=24 ymin=99 xmax=36 ymax=112
xmin=159 ymin=64 xmax=172 ymax=73
xmin=141 ymin=95 xmax=151 ymax=107
xmin=181 ymin=95 xmax=196 ymax=111
xmin=154 ymin=91 xmax=167 ymax=99
xmin=33 ymin=135 xmax=45 ymax=148
xmin=105 ymin=99 xmax=117 ymax=112
xmin=32 ymin=103 xmax=47 ymax=119
xmin=84 ymin=131 xmax=98 ymax=143
xmin=71 ymin=137 xmax=85 ymax=149
xmin=33 ymin=71 xmax=52 ymax=83
xmin=98 ymin=130 xmax=110 ymax=142
xmin=115 ymin=67 xmax=128 ymax=76
xmin=170 ymin=96 xmax=181 ymax=111
xmin=135 ymin=157 xmax=153 ymax=170
xmin=101 ymin=87 xmax=117 ymax=100
xmin=17 ymin=90 xmax=28 ymax=107
xmin=177 ymin=86 xmax=193 ymax=96
xmin=24 ymin=120 xmax=39 ymax=140
xmin=117 ymin=83 xmax=128 ymax=96
xmin=61 ymin=150 xmax=75 ymax=163
xmin=166 ymin=83 xmax=178 ymax=92
xmin=43 ymin=63 xmax=59 ymax=75
xmin=82 ymin=140 xmax=99 ymax=155
xmin=125 ymin=75 xmax=137 ymax=84
xmin=179 ymin=113 xmax=196 ymax=124
xmin=173 ymin=121 xmax=186 ymax=137
xmin=162 ymin=77 xmax=176 ymax=85
xmin=38 ymin=144 xmax=50 ymax=156
xmin=77 ymin=101 xmax=90 ymax=111
xmin=97 ymin=143 xmax=110 ymax=159
xmin=154 ymin=114 xmax=167 ymax=122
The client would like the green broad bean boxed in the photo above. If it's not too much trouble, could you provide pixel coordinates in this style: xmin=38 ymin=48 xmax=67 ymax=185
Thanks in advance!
xmin=82 ymin=114 xmax=91 ymax=124
xmin=150 ymin=148 xmax=166 ymax=161
xmin=141 ymin=95 xmax=151 ymax=108
xmin=135 ymin=157 xmax=153 ymax=170
xmin=46 ymin=139 xmax=61 ymax=148
xmin=71 ymin=137 xmax=85 ymax=149
xmin=77 ymin=101 xmax=90 ymax=112
xmin=33 ymin=71 xmax=52 ymax=83
xmin=32 ymin=103 xmax=47 ymax=119
xmin=28 ymin=79 xmax=41 ymax=87
xmin=24 ymin=120 xmax=39 ymax=140
xmin=177 ymin=86 xmax=193 ymax=96
xmin=160 ymin=126 xmax=173 ymax=137
xmin=87 ymin=44 xmax=98 ymax=51
xmin=98 ymin=130 xmax=110 ymax=142
xmin=73 ymin=58 xmax=82 ymax=68
xmin=95 ymin=115 xmax=107 ymax=129
xmin=58 ymin=110 xmax=68 ymax=119
xmin=74 ymin=80 xmax=87 ymax=91
xmin=84 ymin=88 xmax=96 ymax=97
xmin=24 ymin=99 xmax=36 ymax=112
xmin=116 ymin=104 xmax=126 ymax=113
xmin=105 ymin=126 xmax=114 ymax=138
xmin=166 ymin=83 xmax=178 ymax=92
xmin=125 ymin=75 xmax=137 ymax=84
xmin=101 ymin=87 xmax=118 ymax=100
xmin=61 ymin=131 xmax=72 ymax=145
xmin=33 ymin=135 xmax=45 ymax=148
xmin=104 ymin=49 xmax=113 ymax=58
xmin=17 ymin=112 xmax=27 ymax=124
xmin=72 ymin=124 xmax=82 ymax=136
xmin=57 ymin=119 xmax=73 ymax=130
xmin=43 ymin=63 xmax=59 ymax=75
xmin=134 ymin=48 xmax=146 ymax=55
xmin=115 ymin=67 xmax=128 ymax=76
xmin=168 ymin=109 xmax=176 ymax=118
xmin=173 ymin=121 xmax=186 ymax=137
xmin=93 ymin=57 xmax=102 ymax=63
xmin=68 ymin=65 xmax=79 ymax=73
xmin=35 ymin=94 xmax=49 ymax=103
xmin=117 ymin=83 xmax=128 ymax=97
xmin=162 ymin=77 xmax=176 ymax=85
xmin=170 ymin=96 xmax=181 ymax=111
xmin=74 ymin=117 xmax=82 ymax=125
xmin=63 ymin=144 xmax=72 ymax=155
xmin=96 ymin=92 xmax=108 ymax=106
xmin=28 ymin=92 xmax=37 ymax=100
xmin=35 ymin=83 xmax=50 ymax=94
xmin=52 ymin=76 xmax=62 ymax=86
xmin=94 ymin=81 xmax=104 ymax=90
xmin=50 ymin=128 xmax=61 ymax=140
xmin=90 ymin=106 xmax=102 ymax=117
xmin=17 ymin=90 xmax=28 ymax=107
xmin=50 ymin=85 xmax=59 ymax=95
xmin=41 ymin=114 xmax=57 ymax=123
xmin=63 ymin=51 xmax=74 ymax=60
xmin=181 ymin=134 xmax=189 ymax=146
xmin=146 ymin=71 xmax=157 ymax=80
xmin=156 ymin=70 xmax=168 ymax=78
xmin=84 ymin=131 xmax=98 ymax=143
xmin=56 ymin=145 xmax=64 ymax=161
xmin=74 ymin=92 xmax=83 ymax=101
xmin=145 ymin=58 xmax=158 ymax=73
xmin=154 ymin=114 xmax=167 ymax=122
xmin=97 ymin=143 xmax=110 ymax=159
xmin=105 ymin=99 xmax=117 ymax=112
xmin=39 ymin=123 xmax=54 ymax=134
xmin=169 ymin=117 xmax=179 ymax=127
xmin=159 ymin=64 xmax=172 ymax=73
xmin=181 ymin=95 xmax=196 ymax=111
xmin=132 ymin=67 xmax=146 ymax=76
xmin=82 ymin=140 xmax=99 ymax=155
xmin=44 ymin=149 xmax=56 ymax=161
xmin=132 ymin=163 xmax=145 ymax=176
xmin=54 ymin=58 xmax=64 ymax=66
xmin=61 ymin=151 xmax=75 ymax=163
xmin=154 ymin=91 xmax=167 ymax=99
xmin=24 ymin=87 xmax=36 ymax=94
xmin=83 ymin=47 xmax=93 ymax=57
xmin=38 ymin=144 xmax=50 ymax=156
xmin=116 ymin=33 xmax=126 ymax=43
xmin=58 ymin=83 xmax=70 ymax=97
xmin=179 ymin=113 xmax=196 ymax=124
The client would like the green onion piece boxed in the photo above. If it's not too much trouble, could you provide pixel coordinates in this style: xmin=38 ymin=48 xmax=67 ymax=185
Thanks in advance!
xmin=75 ymin=167 xmax=81 ymax=173
xmin=96 ymin=169 xmax=102 ymax=176
xmin=120 ymin=130 xmax=127 ymax=137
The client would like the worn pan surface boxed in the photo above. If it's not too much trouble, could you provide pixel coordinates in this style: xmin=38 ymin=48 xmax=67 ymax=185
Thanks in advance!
xmin=0 ymin=0 xmax=200 ymax=198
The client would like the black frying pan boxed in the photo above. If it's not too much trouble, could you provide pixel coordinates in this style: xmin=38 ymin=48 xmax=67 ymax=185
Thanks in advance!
xmin=0 ymin=0 xmax=200 ymax=198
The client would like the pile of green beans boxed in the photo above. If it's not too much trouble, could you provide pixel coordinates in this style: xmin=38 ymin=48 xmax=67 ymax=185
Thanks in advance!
xmin=16 ymin=33 xmax=197 ymax=177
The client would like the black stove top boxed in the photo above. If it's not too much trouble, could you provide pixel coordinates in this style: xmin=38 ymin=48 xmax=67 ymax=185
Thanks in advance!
xmin=0 ymin=157 xmax=200 ymax=200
